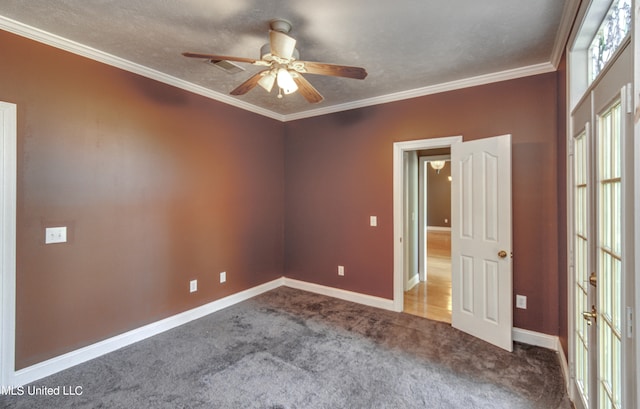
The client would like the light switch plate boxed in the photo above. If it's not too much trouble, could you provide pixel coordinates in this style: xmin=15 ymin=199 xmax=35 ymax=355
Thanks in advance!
xmin=370 ymin=216 xmax=377 ymax=227
xmin=45 ymin=226 xmax=67 ymax=244
xmin=189 ymin=280 xmax=197 ymax=293
xmin=220 ymin=271 xmax=226 ymax=283
xmin=516 ymin=295 xmax=527 ymax=309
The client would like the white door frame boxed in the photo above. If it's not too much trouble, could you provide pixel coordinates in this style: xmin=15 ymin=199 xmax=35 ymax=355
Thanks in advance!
xmin=633 ymin=0 xmax=640 ymax=400
xmin=393 ymin=136 xmax=462 ymax=312
xmin=0 ymin=101 xmax=17 ymax=388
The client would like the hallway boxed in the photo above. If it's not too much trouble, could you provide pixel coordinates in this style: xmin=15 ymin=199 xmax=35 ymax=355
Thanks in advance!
xmin=404 ymin=230 xmax=452 ymax=323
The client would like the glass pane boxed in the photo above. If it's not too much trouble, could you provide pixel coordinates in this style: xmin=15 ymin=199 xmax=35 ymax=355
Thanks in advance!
xmin=588 ymin=0 xmax=632 ymax=82
xmin=573 ymin=130 xmax=590 ymax=403
xmin=597 ymin=101 xmax=622 ymax=409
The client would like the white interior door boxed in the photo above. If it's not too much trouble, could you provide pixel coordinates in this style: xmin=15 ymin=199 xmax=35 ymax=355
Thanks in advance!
xmin=451 ymin=134 xmax=513 ymax=351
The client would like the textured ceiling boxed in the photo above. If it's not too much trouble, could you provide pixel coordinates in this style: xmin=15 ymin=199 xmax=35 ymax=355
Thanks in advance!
xmin=0 ymin=1 xmax=577 ymax=120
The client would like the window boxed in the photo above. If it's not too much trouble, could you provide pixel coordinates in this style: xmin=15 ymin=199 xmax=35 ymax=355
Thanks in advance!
xmin=588 ymin=0 xmax=632 ymax=82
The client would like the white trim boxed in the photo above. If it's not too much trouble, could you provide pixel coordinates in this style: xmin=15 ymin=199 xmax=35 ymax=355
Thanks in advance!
xmin=634 ymin=0 xmax=640 ymax=401
xmin=512 ymin=327 xmax=559 ymax=351
xmin=427 ymin=226 xmax=451 ymax=232
xmin=282 ymin=278 xmax=395 ymax=311
xmin=0 ymin=16 xmax=556 ymax=124
xmin=406 ymin=274 xmax=420 ymax=291
xmin=284 ymin=63 xmax=555 ymax=122
xmin=3 ymin=277 xmax=284 ymax=388
xmin=557 ymin=340 xmax=571 ymax=395
xmin=0 ymin=102 xmax=17 ymax=390
xmin=511 ymin=327 xmax=571 ymax=396
xmin=0 ymin=16 xmax=286 ymax=122
xmin=393 ymin=137 xmax=463 ymax=313
xmin=2 ymin=273 xmax=568 ymax=388
xmin=550 ymin=0 xmax=582 ymax=68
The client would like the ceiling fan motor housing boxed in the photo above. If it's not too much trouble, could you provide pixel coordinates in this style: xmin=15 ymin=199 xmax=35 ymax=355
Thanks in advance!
xmin=269 ymin=18 xmax=292 ymax=33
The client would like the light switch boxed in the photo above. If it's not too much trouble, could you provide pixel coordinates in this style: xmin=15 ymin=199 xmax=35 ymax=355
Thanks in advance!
xmin=45 ymin=227 xmax=67 ymax=244
xmin=370 ymin=216 xmax=377 ymax=227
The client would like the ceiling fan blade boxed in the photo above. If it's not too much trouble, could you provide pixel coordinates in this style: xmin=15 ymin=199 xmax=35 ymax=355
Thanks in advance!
xmin=230 ymin=70 xmax=268 ymax=95
xmin=292 ymin=74 xmax=324 ymax=104
xmin=296 ymin=61 xmax=368 ymax=80
xmin=182 ymin=52 xmax=258 ymax=64
xmin=269 ymin=30 xmax=297 ymax=59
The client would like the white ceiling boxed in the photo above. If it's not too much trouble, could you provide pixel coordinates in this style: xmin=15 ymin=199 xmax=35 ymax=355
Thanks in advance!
xmin=0 ymin=1 xmax=578 ymax=121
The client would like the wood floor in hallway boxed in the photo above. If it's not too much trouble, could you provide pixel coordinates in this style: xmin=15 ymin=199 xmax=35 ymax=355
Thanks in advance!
xmin=404 ymin=229 xmax=452 ymax=323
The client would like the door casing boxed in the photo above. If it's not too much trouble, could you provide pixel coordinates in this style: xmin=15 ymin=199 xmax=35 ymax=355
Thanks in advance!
xmin=0 ymin=101 xmax=17 ymax=388
xmin=393 ymin=136 xmax=462 ymax=312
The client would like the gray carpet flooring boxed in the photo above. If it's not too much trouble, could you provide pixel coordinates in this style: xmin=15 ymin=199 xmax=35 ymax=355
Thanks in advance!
xmin=1 ymin=287 xmax=572 ymax=408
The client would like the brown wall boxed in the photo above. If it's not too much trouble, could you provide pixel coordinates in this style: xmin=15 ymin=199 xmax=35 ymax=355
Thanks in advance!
xmin=1 ymin=27 xmax=568 ymax=368
xmin=426 ymin=161 xmax=451 ymax=227
xmin=284 ymin=74 xmax=561 ymax=335
xmin=1 ymin=30 xmax=285 ymax=369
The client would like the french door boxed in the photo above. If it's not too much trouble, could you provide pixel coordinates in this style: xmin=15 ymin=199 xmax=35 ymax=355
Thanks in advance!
xmin=570 ymin=44 xmax=634 ymax=409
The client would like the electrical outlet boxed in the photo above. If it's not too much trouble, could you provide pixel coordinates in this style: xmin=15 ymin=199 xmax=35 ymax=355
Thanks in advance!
xmin=189 ymin=280 xmax=197 ymax=293
xmin=338 ymin=266 xmax=345 ymax=276
xmin=220 ymin=271 xmax=226 ymax=283
xmin=516 ymin=295 xmax=527 ymax=309
xmin=370 ymin=216 xmax=377 ymax=227
xmin=45 ymin=226 xmax=67 ymax=244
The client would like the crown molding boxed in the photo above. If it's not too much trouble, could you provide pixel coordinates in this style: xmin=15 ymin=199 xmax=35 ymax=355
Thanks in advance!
xmin=549 ymin=0 xmax=581 ymax=68
xmin=0 ymin=16 xmax=286 ymax=122
xmin=1 ymin=15 xmax=557 ymax=123
xmin=282 ymin=62 xmax=556 ymax=121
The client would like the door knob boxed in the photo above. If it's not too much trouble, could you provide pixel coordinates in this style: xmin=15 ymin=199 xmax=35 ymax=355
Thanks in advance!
xmin=498 ymin=250 xmax=508 ymax=259
xmin=582 ymin=305 xmax=597 ymax=325
xmin=589 ymin=272 xmax=597 ymax=287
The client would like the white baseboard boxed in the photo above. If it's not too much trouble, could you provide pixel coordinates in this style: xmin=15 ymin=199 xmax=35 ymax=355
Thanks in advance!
xmin=512 ymin=330 xmax=569 ymax=396
xmin=427 ymin=226 xmax=451 ymax=232
xmin=556 ymin=339 xmax=570 ymax=394
xmin=5 ymin=276 xmax=562 ymax=389
xmin=6 ymin=277 xmax=284 ymax=388
xmin=512 ymin=327 xmax=559 ymax=351
xmin=282 ymin=278 xmax=395 ymax=311
xmin=406 ymin=274 xmax=420 ymax=291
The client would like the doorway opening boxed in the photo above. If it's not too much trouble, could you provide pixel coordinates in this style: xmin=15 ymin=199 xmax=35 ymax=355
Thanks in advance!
xmin=394 ymin=135 xmax=513 ymax=351
xmin=404 ymin=150 xmax=452 ymax=323
xmin=392 ymin=136 xmax=461 ymax=315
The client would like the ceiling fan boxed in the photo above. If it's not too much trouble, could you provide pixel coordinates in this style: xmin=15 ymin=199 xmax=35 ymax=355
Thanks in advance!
xmin=182 ymin=19 xmax=367 ymax=103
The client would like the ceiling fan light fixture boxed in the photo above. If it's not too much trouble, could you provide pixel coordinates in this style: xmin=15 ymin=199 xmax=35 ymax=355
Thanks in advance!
xmin=183 ymin=18 xmax=365 ymax=104
xmin=277 ymin=68 xmax=298 ymax=95
xmin=258 ymin=70 xmax=276 ymax=92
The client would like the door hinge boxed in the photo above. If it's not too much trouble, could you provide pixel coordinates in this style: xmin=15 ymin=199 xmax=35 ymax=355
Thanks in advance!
xmin=627 ymin=307 xmax=633 ymax=338
xmin=624 ymin=83 xmax=633 ymax=114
